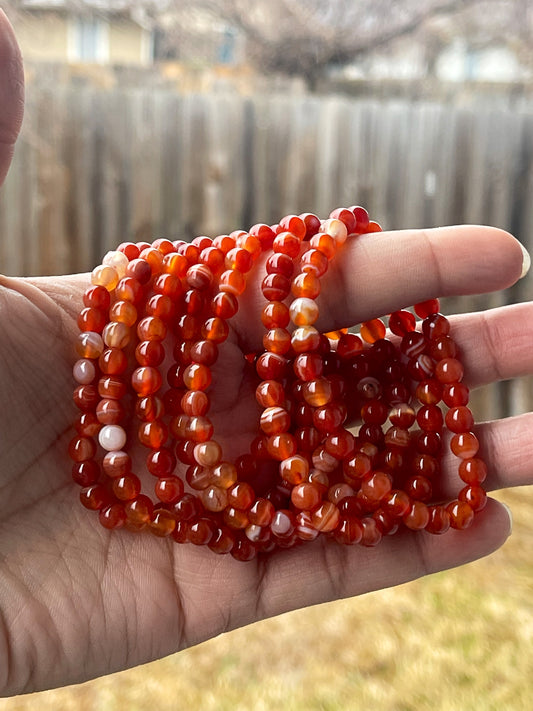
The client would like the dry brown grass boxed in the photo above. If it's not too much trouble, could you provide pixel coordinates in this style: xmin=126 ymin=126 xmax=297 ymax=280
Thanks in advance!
xmin=2 ymin=487 xmax=532 ymax=711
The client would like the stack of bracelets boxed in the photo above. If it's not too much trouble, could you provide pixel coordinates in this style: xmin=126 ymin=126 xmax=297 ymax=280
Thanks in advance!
xmin=68 ymin=205 xmax=488 ymax=561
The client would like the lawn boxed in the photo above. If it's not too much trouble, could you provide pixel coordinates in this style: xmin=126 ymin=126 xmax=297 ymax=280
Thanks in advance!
xmin=2 ymin=486 xmax=532 ymax=711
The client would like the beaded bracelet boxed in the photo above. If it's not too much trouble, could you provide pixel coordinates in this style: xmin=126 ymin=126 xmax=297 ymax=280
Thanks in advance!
xmin=69 ymin=205 xmax=488 ymax=561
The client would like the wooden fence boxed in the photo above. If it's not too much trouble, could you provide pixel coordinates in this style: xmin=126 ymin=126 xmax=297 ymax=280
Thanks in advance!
xmin=0 ymin=80 xmax=532 ymax=416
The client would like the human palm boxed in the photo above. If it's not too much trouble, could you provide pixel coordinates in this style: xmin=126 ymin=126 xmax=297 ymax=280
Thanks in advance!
xmin=0 ymin=10 xmax=532 ymax=697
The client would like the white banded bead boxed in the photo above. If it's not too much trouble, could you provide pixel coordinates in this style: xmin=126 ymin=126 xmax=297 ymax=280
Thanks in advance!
xmin=103 ymin=250 xmax=129 ymax=279
xmin=73 ymin=358 xmax=96 ymax=385
xmin=98 ymin=425 xmax=127 ymax=452
xmin=289 ymin=297 xmax=319 ymax=326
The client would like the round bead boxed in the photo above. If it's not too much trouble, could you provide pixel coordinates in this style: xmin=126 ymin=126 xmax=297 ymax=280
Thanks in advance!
xmin=98 ymin=425 xmax=127 ymax=451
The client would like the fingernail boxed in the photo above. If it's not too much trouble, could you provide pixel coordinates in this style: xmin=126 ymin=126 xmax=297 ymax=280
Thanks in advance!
xmin=500 ymin=502 xmax=513 ymax=536
xmin=520 ymin=242 xmax=531 ymax=279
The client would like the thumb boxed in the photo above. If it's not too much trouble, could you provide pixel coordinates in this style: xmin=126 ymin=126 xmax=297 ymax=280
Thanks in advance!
xmin=0 ymin=9 xmax=24 ymax=188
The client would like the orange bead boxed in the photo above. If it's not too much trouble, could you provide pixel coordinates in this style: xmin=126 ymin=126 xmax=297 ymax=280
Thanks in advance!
xmin=131 ymin=366 xmax=162 ymax=396
xmin=291 ymin=483 xmax=321 ymax=511
xmin=360 ymin=319 xmax=386 ymax=344
xmin=183 ymin=363 xmax=212 ymax=391
xmin=261 ymin=301 xmax=290 ymax=329
xmin=260 ymin=406 xmax=291 ymax=435
xmin=291 ymin=272 xmax=320 ymax=299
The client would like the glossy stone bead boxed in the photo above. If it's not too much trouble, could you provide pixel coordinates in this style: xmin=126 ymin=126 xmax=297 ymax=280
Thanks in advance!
xmin=343 ymin=452 xmax=372 ymax=483
xmin=99 ymin=504 xmax=127 ymax=530
xmin=76 ymin=331 xmax=104 ymax=359
xmin=388 ymin=310 xmax=416 ymax=336
xmin=211 ymin=296 xmax=239 ymax=326
xmin=384 ymin=426 xmax=411 ymax=448
xmin=146 ymin=447 xmax=176 ymax=477
xmin=417 ymin=405 xmax=444 ymax=432
xmin=138 ymin=420 xmax=168 ymax=449
xmin=309 ymin=232 xmax=336 ymax=260
xmin=430 ymin=335 xmax=457 ymax=360
xmin=68 ymin=436 xmax=97 ymax=463
xmin=270 ymin=509 xmax=296 ymax=538
xmin=256 ymin=380 xmax=286 ymax=408
xmin=445 ymin=406 xmax=474 ymax=433
xmin=359 ymin=517 xmax=383 ymax=547
xmin=435 ymin=357 xmax=464 ymax=384
xmin=183 ymin=363 xmax=212 ymax=391
xmin=425 ymin=505 xmax=451 ymax=535
xmin=91 ymin=264 xmax=119 ymax=291
xmin=266 ymin=433 xmax=297 ymax=461
xmin=272 ymin=231 xmax=301 ymax=258
xmin=291 ymin=325 xmax=321 ymax=354
xmin=459 ymin=485 xmax=487 ymax=512
xmin=261 ymin=273 xmax=291 ymax=301
xmin=260 ymin=406 xmax=291 ymax=435
xmin=150 ymin=509 xmax=177 ymax=537
xmin=99 ymin=348 xmax=128 ymax=375
xmin=223 ymin=506 xmax=250 ymax=530
xmin=263 ymin=328 xmax=291 ymax=355
xmin=112 ymin=473 xmax=141 ymax=501
xmin=80 ymin=484 xmax=113 ymax=511
xmin=360 ymin=471 xmax=392 ymax=503
xmin=415 ymin=379 xmax=442 ymax=405
xmin=124 ymin=495 xmax=154 ymax=525
xmin=337 ymin=333 xmax=364 ymax=359
xmin=98 ymin=424 xmax=127 ymax=451
xmin=208 ymin=526 xmax=236 ymax=555
xmin=422 ymin=313 xmax=450 ymax=340
xmin=83 ymin=284 xmax=111 ymax=311
xmin=115 ymin=276 xmax=144 ymax=304
xmin=450 ymin=432 xmax=479 ymax=459
xmin=446 ymin=500 xmax=474 ymax=529
xmin=155 ymin=476 xmax=185 ymax=505
xmin=279 ymin=454 xmax=309 ymax=485
xmin=303 ymin=377 xmax=333 ymax=407
xmin=110 ymin=299 xmax=138 ymax=327
xmin=383 ymin=490 xmax=411 ymax=517
xmin=102 ymin=450 xmax=131 ymax=478
xmin=442 ymin=382 xmax=470 ymax=407
xmin=131 ymin=366 xmax=162 ymax=396
xmin=412 ymin=453 xmax=439 ymax=478
xmin=194 ymin=440 xmax=222 ymax=467
xmin=218 ymin=270 xmax=246 ymax=297
xmin=290 ymin=482 xmax=321 ymax=511
xmin=261 ymin=301 xmax=290 ymax=329
xmin=77 ymin=307 xmax=106 ymax=333
xmin=255 ymin=352 xmax=288 ymax=381
xmin=291 ymin=272 xmax=320 ymax=300
xmin=300 ymin=247 xmax=329 ymax=276
xmin=210 ymin=461 xmax=238 ymax=489
xmin=313 ymin=402 xmax=347 ymax=433
xmin=102 ymin=322 xmax=130 ymax=349
xmin=458 ymin=457 xmax=487 ymax=485
xmin=73 ymin=359 xmax=96 ymax=386
xmin=188 ymin=344 xmax=218 ymax=373
xmin=279 ymin=214 xmax=307 ymax=239
xmin=96 ymin=398 xmax=125 ymax=425
xmin=414 ymin=299 xmax=440 ymax=318
xmin=360 ymin=319 xmax=386 ymax=344
xmin=202 ymin=317 xmax=229 ymax=344
xmin=324 ymin=429 xmax=355 ymax=459
xmin=405 ymin=475 xmax=432 ymax=502
xmin=72 ymin=460 xmax=100 ymax=486
xmin=403 ymin=501 xmax=430 ymax=530
xmin=187 ymin=416 xmax=214 ymax=443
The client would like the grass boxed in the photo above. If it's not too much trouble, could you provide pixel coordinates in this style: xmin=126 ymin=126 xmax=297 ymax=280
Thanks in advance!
xmin=2 ymin=487 xmax=532 ymax=711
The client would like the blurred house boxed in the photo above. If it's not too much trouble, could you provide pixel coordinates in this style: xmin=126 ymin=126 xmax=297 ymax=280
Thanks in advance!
xmin=14 ymin=0 xmax=154 ymax=65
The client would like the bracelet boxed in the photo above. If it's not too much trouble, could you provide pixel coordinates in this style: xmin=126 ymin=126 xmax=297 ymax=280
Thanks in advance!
xmin=68 ymin=205 xmax=487 ymax=561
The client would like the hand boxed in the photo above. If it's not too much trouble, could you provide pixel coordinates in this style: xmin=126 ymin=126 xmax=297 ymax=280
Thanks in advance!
xmin=0 ymin=10 xmax=531 ymax=698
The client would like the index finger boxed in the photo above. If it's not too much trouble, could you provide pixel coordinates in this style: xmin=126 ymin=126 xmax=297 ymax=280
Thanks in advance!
xmin=317 ymin=225 xmax=526 ymax=332
xmin=0 ymin=9 xmax=24 ymax=187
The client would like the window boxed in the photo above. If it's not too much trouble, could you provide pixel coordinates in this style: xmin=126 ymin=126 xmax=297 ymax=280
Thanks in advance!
xmin=69 ymin=16 xmax=109 ymax=63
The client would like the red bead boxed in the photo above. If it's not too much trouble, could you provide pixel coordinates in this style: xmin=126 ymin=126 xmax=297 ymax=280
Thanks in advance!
xmin=388 ymin=310 xmax=416 ymax=336
xmin=414 ymin=299 xmax=440 ymax=318
xmin=445 ymin=406 xmax=474 ymax=433
xmin=446 ymin=500 xmax=474 ymax=530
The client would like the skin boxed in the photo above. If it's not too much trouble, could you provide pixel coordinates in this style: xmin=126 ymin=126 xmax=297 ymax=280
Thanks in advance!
xmin=0 ymin=9 xmax=532 ymax=697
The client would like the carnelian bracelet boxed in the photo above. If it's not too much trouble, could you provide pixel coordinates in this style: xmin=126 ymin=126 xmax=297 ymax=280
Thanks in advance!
xmin=68 ymin=205 xmax=488 ymax=561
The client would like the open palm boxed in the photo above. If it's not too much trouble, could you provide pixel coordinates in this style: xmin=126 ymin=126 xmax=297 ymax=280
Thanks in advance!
xmin=0 ymin=10 xmax=532 ymax=697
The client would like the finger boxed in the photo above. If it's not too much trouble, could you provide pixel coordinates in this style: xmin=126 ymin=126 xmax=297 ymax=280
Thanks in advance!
xmin=447 ymin=303 xmax=533 ymax=389
xmin=233 ymin=225 xmax=525 ymax=348
xmin=0 ymin=9 xmax=24 ymax=187
xmin=250 ymin=498 xmax=510 ymax=623
xmin=317 ymin=225 xmax=525 ymax=333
